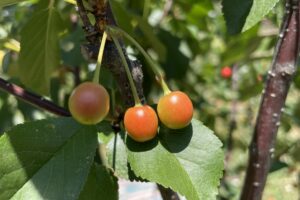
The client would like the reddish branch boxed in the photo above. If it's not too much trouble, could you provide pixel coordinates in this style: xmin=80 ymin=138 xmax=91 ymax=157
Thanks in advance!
xmin=0 ymin=77 xmax=70 ymax=116
xmin=240 ymin=0 xmax=300 ymax=199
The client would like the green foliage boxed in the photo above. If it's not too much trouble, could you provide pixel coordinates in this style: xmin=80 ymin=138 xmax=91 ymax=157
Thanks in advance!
xmin=79 ymin=164 xmax=119 ymax=200
xmin=19 ymin=7 xmax=65 ymax=95
xmin=222 ymin=0 xmax=253 ymax=35
xmin=107 ymin=134 xmax=130 ymax=179
xmin=0 ymin=117 xmax=98 ymax=200
xmin=243 ymin=0 xmax=281 ymax=32
xmin=126 ymin=119 xmax=224 ymax=200
xmin=0 ymin=0 xmax=300 ymax=199
xmin=222 ymin=0 xmax=280 ymax=34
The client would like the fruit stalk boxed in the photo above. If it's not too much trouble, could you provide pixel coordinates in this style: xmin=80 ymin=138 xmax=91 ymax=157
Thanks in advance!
xmin=109 ymin=30 xmax=141 ymax=106
xmin=240 ymin=1 xmax=300 ymax=199
xmin=76 ymin=0 xmax=145 ymax=107
xmin=93 ymin=31 xmax=107 ymax=83
xmin=108 ymin=26 xmax=171 ymax=94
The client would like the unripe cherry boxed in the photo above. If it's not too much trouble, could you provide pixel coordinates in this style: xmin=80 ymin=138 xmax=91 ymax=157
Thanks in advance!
xmin=124 ymin=105 xmax=158 ymax=142
xmin=68 ymin=82 xmax=110 ymax=125
xmin=157 ymin=91 xmax=193 ymax=129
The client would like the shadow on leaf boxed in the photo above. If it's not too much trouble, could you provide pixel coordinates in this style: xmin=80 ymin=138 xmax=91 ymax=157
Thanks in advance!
xmin=159 ymin=123 xmax=193 ymax=153
xmin=126 ymin=134 xmax=159 ymax=152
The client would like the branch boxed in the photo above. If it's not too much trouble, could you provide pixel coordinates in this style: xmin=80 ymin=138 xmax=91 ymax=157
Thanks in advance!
xmin=78 ymin=0 xmax=145 ymax=107
xmin=240 ymin=1 xmax=300 ymax=199
xmin=0 ymin=77 xmax=70 ymax=116
xmin=75 ymin=0 xmax=97 ymax=42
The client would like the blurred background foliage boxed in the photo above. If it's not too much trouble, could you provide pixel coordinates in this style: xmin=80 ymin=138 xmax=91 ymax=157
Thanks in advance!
xmin=0 ymin=0 xmax=299 ymax=199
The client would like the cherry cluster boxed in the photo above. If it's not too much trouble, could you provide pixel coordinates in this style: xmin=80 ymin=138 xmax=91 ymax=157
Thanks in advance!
xmin=124 ymin=91 xmax=193 ymax=142
xmin=68 ymin=27 xmax=194 ymax=143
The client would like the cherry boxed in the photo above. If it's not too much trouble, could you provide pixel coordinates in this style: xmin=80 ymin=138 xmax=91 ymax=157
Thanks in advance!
xmin=124 ymin=105 xmax=158 ymax=142
xmin=68 ymin=82 xmax=110 ymax=125
xmin=221 ymin=66 xmax=232 ymax=78
xmin=157 ymin=91 xmax=193 ymax=129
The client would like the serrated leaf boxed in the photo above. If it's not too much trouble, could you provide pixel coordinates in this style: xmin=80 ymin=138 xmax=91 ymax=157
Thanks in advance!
xmin=243 ymin=0 xmax=280 ymax=32
xmin=222 ymin=0 xmax=280 ymax=34
xmin=0 ymin=0 xmax=27 ymax=8
xmin=222 ymin=0 xmax=253 ymax=35
xmin=19 ymin=8 xmax=65 ymax=95
xmin=79 ymin=164 xmax=118 ymax=200
xmin=126 ymin=119 xmax=224 ymax=200
xmin=0 ymin=117 xmax=98 ymax=200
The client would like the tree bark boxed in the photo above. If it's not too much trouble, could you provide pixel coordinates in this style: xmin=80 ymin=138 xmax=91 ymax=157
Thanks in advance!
xmin=77 ymin=0 xmax=145 ymax=107
xmin=240 ymin=1 xmax=300 ymax=199
xmin=0 ymin=77 xmax=70 ymax=116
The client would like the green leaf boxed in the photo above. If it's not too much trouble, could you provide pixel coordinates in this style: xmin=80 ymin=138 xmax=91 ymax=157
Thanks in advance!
xmin=0 ymin=0 xmax=27 ymax=8
xmin=133 ymin=15 xmax=167 ymax=60
xmin=222 ymin=0 xmax=253 ymax=35
xmin=222 ymin=0 xmax=280 ymax=34
xmin=79 ymin=164 xmax=118 ymax=200
xmin=243 ymin=0 xmax=280 ymax=32
xmin=109 ymin=0 xmax=135 ymax=36
xmin=158 ymin=29 xmax=190 ymax=80
xmin=19 ymin=8 xmax=65 ymax=95
xmin=0 ymin=117 xmax=98 ymax=200
xmin=96 ymin=121 xmax=115 ymax=144
xmin=126 ymin=119 xmax=224 ymax=200
xmin=61 ymin=26 xmax=86 ymax=67
xmin=106 ymin=134 xmax=129 ymax=179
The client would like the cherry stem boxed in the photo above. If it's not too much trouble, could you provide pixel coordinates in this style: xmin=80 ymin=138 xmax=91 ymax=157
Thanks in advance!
xmin=159 ymin=78 xmax=171 ymax=95
xmin=108 ymin=30 xmax=142 ymax=106
xmin=93 ymin=31 xmax=108 ymax=84
xmin=108 ymin=26 xmax=171 ymax=95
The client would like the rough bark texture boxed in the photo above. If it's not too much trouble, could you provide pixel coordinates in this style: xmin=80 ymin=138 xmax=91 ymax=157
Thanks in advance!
xmin=78 ymin=0 xmax=145 ymax=107
xmin=240 ymin=1 xmax=300 ymax=199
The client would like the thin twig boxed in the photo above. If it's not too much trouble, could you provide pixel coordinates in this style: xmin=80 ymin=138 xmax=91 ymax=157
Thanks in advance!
xmin=240 ymin=1 xmax=300 ymax=199
xmin=0 ymin=77 xmax=70 ymax=116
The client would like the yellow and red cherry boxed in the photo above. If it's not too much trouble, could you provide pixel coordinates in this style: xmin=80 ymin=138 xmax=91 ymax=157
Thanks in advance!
xmin=157 ymin=91 xmax=193 ymax=129
xmin=68 ymin=82 xmax=110 ymax=125
xmin=124 ymin=105 xmax=158 ymax=142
